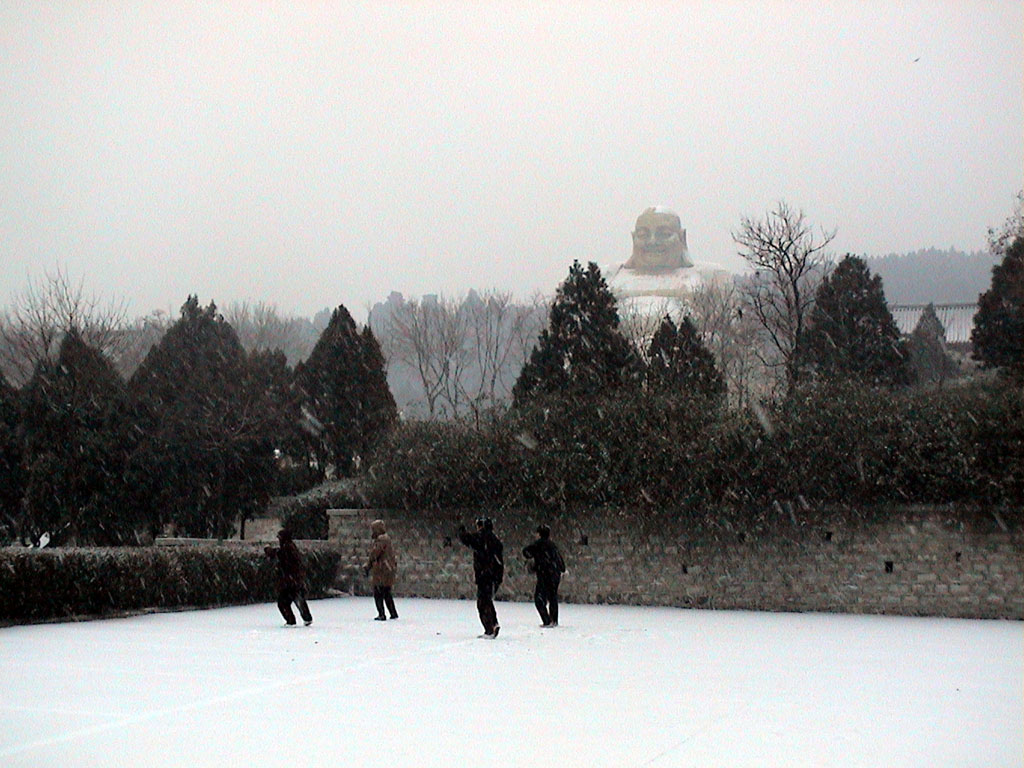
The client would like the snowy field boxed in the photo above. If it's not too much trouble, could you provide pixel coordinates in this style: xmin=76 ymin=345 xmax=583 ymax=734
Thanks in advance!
xmin=1 ymin=597 xmax=1020 ymax=767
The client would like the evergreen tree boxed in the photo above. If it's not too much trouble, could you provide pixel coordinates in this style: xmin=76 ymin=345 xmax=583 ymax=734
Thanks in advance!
xmin=798 ymin=255 xmax=910 ymax=387
xmin=0 ymin=374 xmax=24 ymax=542
xmin=907 ymin=304 xmax=960 ymax=386
xmin=296 ymin=305 xmax=397 ymax=476
xmin=19 ymin=330 xmax=132 ymax=545
xmin=246 ymin=348 xmax=316 ymax=494
xmin=646 ymin=315 xmax=726 ymax=403
xmin=972 ymin=236 xmax=1024 ymax=378
xmin=513 ymin=261 xmax=640 ymax=404
xmin=360 ymin=325 xmax=399 ymax=450
xmin=127 ymin=296 xmax=277 ymax=538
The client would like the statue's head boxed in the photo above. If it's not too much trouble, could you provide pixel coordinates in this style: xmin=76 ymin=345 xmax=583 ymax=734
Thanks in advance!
xmin=626 ymin=207 xmax=692 ymax=270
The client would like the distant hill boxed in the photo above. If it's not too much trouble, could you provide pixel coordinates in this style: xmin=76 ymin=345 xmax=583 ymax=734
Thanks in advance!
xmin=864 ymin=248 xmax=998 ymax=305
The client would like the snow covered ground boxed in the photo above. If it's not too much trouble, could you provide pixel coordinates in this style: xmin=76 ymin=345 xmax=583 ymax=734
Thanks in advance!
xmin=1 ymin=597 xmax=1020 ymax=767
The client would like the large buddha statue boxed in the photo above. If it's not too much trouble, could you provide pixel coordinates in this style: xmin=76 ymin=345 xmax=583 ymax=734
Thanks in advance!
xmin=606 ymin=207 xmax=731 ymax=304
xmin=625 ymin=207 xmax=693 ymax=270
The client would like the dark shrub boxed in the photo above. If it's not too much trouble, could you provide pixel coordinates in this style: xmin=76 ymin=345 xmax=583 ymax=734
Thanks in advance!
xmin=364 ymin=380 xmax=1023 ymax=523
xmin=272 ymin=480 xmax=367 ymax=539
xmin=0 ymin=544 xmax=340 ymax=624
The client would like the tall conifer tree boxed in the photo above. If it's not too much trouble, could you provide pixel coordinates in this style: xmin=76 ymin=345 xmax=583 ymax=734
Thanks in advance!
xmin=972 ymin=236 xmax=1024 ymax=378
xmin=20 ymin=330 xmax=131 ymax=544
xmin=646 ymin=315 xmax=726 ymax=403
xmin=359 ymin=325 xmax=399 ymax=448
xmin=798 ymin=255 xmax=909 ymax=387
xmin=246 ymin=348 xmax=314 ymax=493
xmin=296 ymin=305 xmax=397 ymax=476
xmin=128 ymin=296 xmax=276 ymax=538
xmin=907 ymin=304 xmax=960 ymax=386
xmin=513 ymin=261 xmax=639 ymax=404
xmin=0 ymin=374 xmax=25 ymax=542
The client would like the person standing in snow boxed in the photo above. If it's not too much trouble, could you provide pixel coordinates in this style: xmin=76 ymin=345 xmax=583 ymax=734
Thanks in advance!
xmin=523 ymin=523 xmax=567 ymax=627
xmin=363 ymin=518 xmax=399 ymax=621
xmin=264 ymin=528 xmax=313 ymax=626
xmin=458 ymin=516 xmax=504 ymax=638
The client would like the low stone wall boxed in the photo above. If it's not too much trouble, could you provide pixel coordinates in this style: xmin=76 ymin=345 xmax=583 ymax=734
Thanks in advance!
xmin=327 ymin=506 xmax=1023 ymax=620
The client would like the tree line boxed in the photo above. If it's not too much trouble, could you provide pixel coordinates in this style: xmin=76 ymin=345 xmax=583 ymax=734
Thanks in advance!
xmin=366 ymin=203 xmax=1023 ymax=516
xmin=0 ymin=297 xmax=396 ymax=545
xmin=1 ymin=199 xmax=1021 ymax=543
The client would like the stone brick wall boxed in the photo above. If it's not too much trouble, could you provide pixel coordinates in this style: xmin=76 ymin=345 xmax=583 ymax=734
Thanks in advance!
xmin=327 ymin=506 xmax=1023 ymax=620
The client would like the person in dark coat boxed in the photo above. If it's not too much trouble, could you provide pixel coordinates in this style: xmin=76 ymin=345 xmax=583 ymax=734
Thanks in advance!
xmin=457 ymin=516 xmax=504 ymax=638
xmin=264 ymin=528 xmax=313 ymax=626
xmin=523 ymin=524 xmax=567 ymax=627
xmin=363 ymin=518 xmax=399 ymax=621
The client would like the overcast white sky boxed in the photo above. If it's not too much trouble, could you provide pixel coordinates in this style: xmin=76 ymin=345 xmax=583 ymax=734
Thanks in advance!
xmin=1 ymin=1 xmax=1021 ymax=321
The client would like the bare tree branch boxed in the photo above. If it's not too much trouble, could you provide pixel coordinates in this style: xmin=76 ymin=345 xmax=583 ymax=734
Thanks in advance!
xmin=457 ymin=290 xmax=547 ymax=422
xmin=687 ymin=282 xmax=772 ymax=407
xmin=112 ymin=310 xmax=173 ymax=379
xmin=373 ymin=291 xmax=547 ymax=420
xmin=224 ymin=300 xmax=315 ymax=365
xmin=733 ymin=201 xmax=835 ymax=394
xmin=987 ymin=189 xmax=1024 ymax=255
xmin=374 ymin=294 xmax=468 ymax=419
xmin=0 ymin=267 xmax=128 ymax=386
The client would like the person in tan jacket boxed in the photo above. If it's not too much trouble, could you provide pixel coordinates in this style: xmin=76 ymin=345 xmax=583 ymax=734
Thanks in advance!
xmin=364 ymin=519 xmax=398 ymax=621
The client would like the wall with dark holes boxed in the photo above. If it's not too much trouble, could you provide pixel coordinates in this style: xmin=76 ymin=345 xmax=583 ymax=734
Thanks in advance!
xmin=327 ymin=506 xmax=1023 ymax=620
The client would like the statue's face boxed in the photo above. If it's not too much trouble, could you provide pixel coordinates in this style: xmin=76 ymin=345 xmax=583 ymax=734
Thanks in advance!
xmin=627 ymin=210 xmax=690 ymax=270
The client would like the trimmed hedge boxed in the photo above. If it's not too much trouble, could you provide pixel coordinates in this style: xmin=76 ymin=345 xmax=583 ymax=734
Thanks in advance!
xmin=364 ymin=380 xmax=1024 ymax=520
xmin=0 ymin=543 xmax=340 ymax=624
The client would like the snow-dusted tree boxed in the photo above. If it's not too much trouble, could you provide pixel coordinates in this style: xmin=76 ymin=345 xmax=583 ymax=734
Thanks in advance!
xmin=972 ymin=236 xmax=1024 ymax=379
xmin=127 ymin=296 xmax=278 ymax=538
xmin=646 ymin=315 xmax=726 ymax=404
xmin=19 ymin=330 xmax=134 ymax=545
xmin=296 ymin=305 xmax=397 ymax=476
xmin=907 ymin=304 xmax=960 ymax=386
xmin=797 ymin=255 xmax=909 ymax=387
xmin=513 ymin=261 xmax=640 ymax=404
xmin=733 ymin=201 xmax=834 ymax=393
